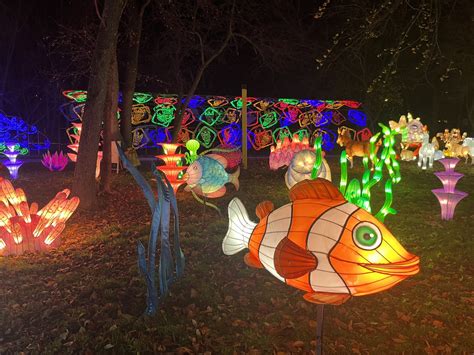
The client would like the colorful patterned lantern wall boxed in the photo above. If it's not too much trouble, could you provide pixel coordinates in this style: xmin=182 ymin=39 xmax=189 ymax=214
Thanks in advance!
xmin=61 ymin=91 xmax=370 ymax=152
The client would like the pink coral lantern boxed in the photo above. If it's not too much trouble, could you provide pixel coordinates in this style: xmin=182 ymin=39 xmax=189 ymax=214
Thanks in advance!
xmin=42 ymin=151 xmax=69 ymax=171
xmin=269 ymin=134 xmax=313 ymax=170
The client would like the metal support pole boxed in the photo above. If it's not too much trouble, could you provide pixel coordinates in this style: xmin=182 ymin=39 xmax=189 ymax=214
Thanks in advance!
xmin=316 ymin=304 xmax=325 ymax=355
xmin=241 ymin=84 xmax=248 ymax=170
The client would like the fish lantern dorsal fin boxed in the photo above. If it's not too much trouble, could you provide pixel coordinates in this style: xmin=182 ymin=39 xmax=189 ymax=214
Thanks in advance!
xmin=207 ymin=154 xmax=228 ymax=169
xmin=289 ymin=179 xmax=345 ymax=202
xmin=256 ymin=200 xmax=274 ymax=220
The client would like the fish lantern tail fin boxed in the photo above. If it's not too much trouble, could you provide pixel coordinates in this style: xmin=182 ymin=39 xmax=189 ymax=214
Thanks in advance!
xmin=222 ymin=198 xmax=256 ymax=255
xmin=229 ymin=166 xmax=240 ymax=191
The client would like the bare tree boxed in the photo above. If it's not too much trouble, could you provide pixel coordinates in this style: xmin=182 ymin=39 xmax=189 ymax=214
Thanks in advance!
xmin=149 ymin=0 xmax=312 ymax=142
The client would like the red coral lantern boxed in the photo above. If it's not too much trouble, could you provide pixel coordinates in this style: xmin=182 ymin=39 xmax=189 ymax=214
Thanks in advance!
xmin=155 ymin=143 xmax=187 ymax=193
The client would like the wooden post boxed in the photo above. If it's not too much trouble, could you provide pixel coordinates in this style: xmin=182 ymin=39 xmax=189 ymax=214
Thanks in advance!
xmin=316 ymin=304 xmax=325 ymax=355
xmin=241 ymin=84 xmax=248 ymax=169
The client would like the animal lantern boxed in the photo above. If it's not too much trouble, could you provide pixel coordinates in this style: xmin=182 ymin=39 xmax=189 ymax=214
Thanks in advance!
xmin=434 ymin=128 xmax=470 ymax=161
xmin=390 ymin=113 xmax=424 ymax=158
xmin=406 ymin=115 xmax=424 ymax=144
xmin=445 ymin=141 xmax=472 ymax=163
xmin=222 ymin=179 xmax=419 ymax=305
xmin=336 ymin=127 xmax=372 ymax=168
xmin=183 ymin=154 xmax=240 ymax=198
xmin=462 ymin=138 xmax=474 ymax=162
xmin=418 ymin=130 xmax=436 ymax=170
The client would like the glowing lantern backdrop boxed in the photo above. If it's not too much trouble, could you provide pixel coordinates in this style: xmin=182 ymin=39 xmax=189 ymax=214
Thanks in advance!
xmin=0 ymin=177 xmax=79 ymax=256
xmin=61 ymin=91 xmax=371 ymax=153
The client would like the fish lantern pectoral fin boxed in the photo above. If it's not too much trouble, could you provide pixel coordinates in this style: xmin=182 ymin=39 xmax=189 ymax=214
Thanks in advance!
xmin=274 ymin=238 xmax=318 ymax=279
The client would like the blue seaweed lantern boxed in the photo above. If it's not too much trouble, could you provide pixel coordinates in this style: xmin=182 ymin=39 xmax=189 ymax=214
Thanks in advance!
xmin=116 ymin=144 xmax=185 ymax=316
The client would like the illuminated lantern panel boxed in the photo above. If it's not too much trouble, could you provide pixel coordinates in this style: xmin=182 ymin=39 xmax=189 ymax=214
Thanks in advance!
xmin=0 ymin=178 xmax=80 ymax=256
xmin=42 ymin=151 xmax=69 ymax=172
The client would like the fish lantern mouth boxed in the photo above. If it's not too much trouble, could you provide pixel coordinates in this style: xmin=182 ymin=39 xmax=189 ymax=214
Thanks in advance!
xmin=360 ymin=256 xmax=420 ymax=276
xmin=182 ymin=172 xmax=189 ymax=181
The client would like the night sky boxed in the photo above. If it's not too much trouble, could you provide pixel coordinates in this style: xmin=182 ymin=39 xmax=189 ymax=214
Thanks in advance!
xmin=0 ymin=0 xmax=472 ymax=139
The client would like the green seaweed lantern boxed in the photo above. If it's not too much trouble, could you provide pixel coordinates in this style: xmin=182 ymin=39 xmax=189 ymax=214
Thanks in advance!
xmin=311 ymin=136 xmax=323 ymax=179
xmin=339 ymin=123 xmax=401 ymax=222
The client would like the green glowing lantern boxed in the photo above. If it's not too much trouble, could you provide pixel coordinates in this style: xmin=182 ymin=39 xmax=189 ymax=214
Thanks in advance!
xmin=185 ymin=139 xmax=200 ymax=164
xmin=310 ymin=136 xmax=323 ymax=179
xmin=152 ymin=106 xmax=176 ymax=127
xmin=195 ymin=126 xmax=218 ymax=148
xmin=133 ymin=92 xmax=154 ymax=104
xmin=278 ymin=98 xmax=300 ymax=105
xmin=338 ymin=123 xmax=401 ymax=222
xmin=258 ymin=111 xmax=278 ymax=129
xmin=294 ymin=128 xmax=310 ymax=141
xmin=272 ymin=127 xmax=292 ymax=143
xmin=199 ymin=107 xmax=224 ymax=126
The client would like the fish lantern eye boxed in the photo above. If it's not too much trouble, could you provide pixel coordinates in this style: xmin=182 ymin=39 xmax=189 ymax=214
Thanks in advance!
xmin=353 ymin=222 xmax=382 ymax=250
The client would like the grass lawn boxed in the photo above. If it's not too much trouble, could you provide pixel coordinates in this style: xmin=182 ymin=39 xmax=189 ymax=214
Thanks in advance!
xmin=1 ymin=157 xmax=473 ymax=354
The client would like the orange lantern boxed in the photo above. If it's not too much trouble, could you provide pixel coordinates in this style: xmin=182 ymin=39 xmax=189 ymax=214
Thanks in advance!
xmin=155 ymin=143 xmax=187 ymax=193
xmin=0 ymin=177 xmax=79 ymax=256
xmin=222 ymin=179 xmax=419 ymax=305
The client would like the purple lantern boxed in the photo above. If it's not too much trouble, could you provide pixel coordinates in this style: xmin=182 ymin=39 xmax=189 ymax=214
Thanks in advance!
xmin=432 ymin=158 xmax=468 ymax=220
xmin=2 ymin=143 xmax=23 ymax=179
xmin=437 ymin=157 xmax=459 ymax=172
xmin=434 ymin=171 xmax=464 ymax=193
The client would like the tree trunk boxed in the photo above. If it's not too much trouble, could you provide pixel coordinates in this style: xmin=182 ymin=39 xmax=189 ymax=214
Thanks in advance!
xmin=72 ymin=0 xmax=127 ymax=209
xmin=120 ymin=0 xmax=150 ymax=148
xmin=100 ymin=50 xmax=120 ymax=193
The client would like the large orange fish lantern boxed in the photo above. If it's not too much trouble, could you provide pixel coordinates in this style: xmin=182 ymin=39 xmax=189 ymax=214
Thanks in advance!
xmin=222 ymin=179 xmax=419 ymax=305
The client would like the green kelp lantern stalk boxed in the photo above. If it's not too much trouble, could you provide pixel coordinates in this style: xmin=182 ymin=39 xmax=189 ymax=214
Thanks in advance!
xmin=339 ymin=123 xmax=401 ymax=222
